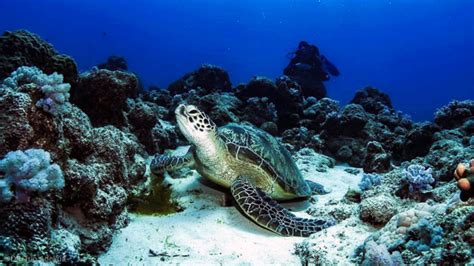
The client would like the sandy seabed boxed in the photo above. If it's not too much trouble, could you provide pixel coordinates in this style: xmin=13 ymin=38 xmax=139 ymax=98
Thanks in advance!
xmin=99 ymin=157 xmax=374 ymax=265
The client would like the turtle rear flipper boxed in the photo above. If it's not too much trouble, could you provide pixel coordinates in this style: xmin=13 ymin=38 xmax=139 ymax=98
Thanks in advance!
xmin=150 ymin=148 xmax=194 ymax=174
xmin=231 ymin=176 xmax=335 ymax=237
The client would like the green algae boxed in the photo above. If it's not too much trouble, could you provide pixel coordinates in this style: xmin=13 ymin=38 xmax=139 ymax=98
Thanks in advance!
xmin=128 ymin=176 xmax=180 ymax=216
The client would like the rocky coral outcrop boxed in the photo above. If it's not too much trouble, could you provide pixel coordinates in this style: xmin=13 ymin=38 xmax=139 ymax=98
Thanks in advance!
xmin=363 ymin=141 xmax=391 ymax=173
xmin=97 ymin=55 xmax=128 ymax=71
xmin=0 ymin=30 xmax=78 ymax=86
xmin=0 ymin=69 xmax=146 ymax=263
xmin=73 ymin=69 xmax=139 ymax=127
xmin=168 ymin=64 xmax=232 ymax=95
xmin=434 ymin=100 xmax=474 ymax=129
xmin=360 ymin=195 xmax=398 ymax=225
xmin=235 ymin=76 xmax=305 ymax=131
xmin=351 ymin=86 xmax=393 ymax=115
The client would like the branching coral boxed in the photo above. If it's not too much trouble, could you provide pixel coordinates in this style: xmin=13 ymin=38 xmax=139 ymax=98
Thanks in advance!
xmin=359 ymin=173 xmax=383 ymax=191
xmin=2 ymin=66 xmax=70 ymax=115
xmin=403 ymin=164 xmax=435 ymax=192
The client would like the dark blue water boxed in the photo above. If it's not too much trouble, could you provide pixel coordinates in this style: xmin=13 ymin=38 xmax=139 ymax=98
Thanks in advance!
xmin=1 ymin=0 xmax=473 ymax=121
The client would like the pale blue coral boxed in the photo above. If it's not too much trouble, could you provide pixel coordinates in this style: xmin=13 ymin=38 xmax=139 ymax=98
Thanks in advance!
xmin=359 ymin=173 xmax=383 ymax=191
xmin=0 ymin=149 xmax=64 ymax=203
xmin=403 ymin=164 xmax=434 ymax=192
xmin=2 ymin=66 xmax=70 ymax=115
xmin=405 ymin=218 xmax=443 ymax=253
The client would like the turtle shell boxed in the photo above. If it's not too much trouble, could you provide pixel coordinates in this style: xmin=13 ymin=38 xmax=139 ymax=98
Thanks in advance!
xmin=217 ymin=123 xmax=311 ymax=196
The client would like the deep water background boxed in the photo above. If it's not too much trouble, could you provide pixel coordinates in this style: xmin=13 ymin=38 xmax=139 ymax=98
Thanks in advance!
xmin=0 ymin=0 xmax=472 ymax=121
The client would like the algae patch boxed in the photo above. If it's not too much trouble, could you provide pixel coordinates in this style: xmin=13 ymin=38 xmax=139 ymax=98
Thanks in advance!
xmin=128 ymin=177 xmax=180 ymax=215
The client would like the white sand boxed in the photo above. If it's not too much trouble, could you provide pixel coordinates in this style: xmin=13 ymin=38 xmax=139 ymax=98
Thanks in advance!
xmin=99 ymin=156 xmax=373 ymax=265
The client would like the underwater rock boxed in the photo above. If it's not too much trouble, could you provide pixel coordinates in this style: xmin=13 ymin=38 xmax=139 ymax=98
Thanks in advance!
xmin=295 ymin=148 xmax=335 ymax=173
xmin=151 ymin=121 xmax=180 ymax=154
xmin=0 ymin=30 xmax=78 ymax=86
xmin=0 ymin=85 xmax=35 ymax=157
xmin=0 ymin=68 xmax=146 ymax=262
xmin=301 ymin=98 xmax=340 ymax=131
xmin=89 ymin=126 xmax=146 ymax=185
xmin=0 ymin=83 xmax=68 ymax=159
xmin=274 ymin=76 xmax=305 ymax=129
xmin=282 ymin=127 xmax=325 ymax=153
xmin=360 ymin=195 xmax=398 ymax=225
xmin=434 ymin=100 xmax=474 ymax=129
xmin=363 ymin=141 xmax=391 ymax=173
xmin=73 ymin=69 xmax=139 ymax=127
xmin=97 ymin=55 xmax=128 ymax=71
xmin=235 ymin=76 xmax=277 ymax=99
xmin=241 ymin=97 xmax=277 ymax=127
xmin=199 ymin=93 xmax=242 ymax=126
xmin=314 ymin=88 xmax=412 ymax=168
xmin=168 ymin=64 xmax=232 ymax=95
xmin=126 ymin=98 xmax=161 ymax=154
xmin=61 ymin=104 xmax=95 ymax=160
xmin=236 ymin=76 xmax=305 ymax=131
xmin=141 ymin=86 xmax=173 ymax=109
xmin=425 ymin=138 xmax=473 ymax=181
xmin=0 ymin=198 xmax=53 ymax=241
xmin=350 ymin=87 xmax=393 ymax=114
xmin=401 ymin=122 xmax=440 ymax=161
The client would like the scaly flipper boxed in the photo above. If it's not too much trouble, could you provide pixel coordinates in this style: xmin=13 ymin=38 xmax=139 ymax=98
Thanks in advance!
xmin=231 ymin=176 xmax=335 ymax=237
xmin=150 ymin=148 xmax=194 ymax=174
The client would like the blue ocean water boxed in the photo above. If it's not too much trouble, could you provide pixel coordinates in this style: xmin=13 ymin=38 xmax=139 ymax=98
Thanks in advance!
xmin=0 ymin=0 xmax=472 ymax=121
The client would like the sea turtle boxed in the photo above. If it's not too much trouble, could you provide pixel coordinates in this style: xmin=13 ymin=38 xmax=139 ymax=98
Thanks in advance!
xmin=151 ymin=104 xmax=335 ymax=237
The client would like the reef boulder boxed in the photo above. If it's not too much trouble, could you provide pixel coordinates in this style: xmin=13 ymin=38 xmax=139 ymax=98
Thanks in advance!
xmin=0 ymin=30 xmax=78 ymax=86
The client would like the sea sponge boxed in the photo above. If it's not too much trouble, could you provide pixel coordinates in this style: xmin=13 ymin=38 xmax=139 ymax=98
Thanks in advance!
xmin=454 ymin=159 xmax=474 ymax=201
xmin=0 ymin=148 xmax=64 ymax=203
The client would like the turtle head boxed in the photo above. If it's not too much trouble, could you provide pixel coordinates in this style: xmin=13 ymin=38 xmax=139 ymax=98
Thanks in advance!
xmin=175 ymin=104 xmax=217 ymax=145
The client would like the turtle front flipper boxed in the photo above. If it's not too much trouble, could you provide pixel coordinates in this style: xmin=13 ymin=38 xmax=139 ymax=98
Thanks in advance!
xmin=151 ymin=149 xmax=194 ymax=174
xmin=231 ymin=176 xmax=335 ymax=237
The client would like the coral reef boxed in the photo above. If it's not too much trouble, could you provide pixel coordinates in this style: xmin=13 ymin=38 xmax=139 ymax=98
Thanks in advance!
xmin=168 ymin=64 xmax=232 ymax=95
xmin=360 ymin=195 xmax=398 ymax=225
xmin=359 ymin=173 xmax=383 ymax=191
xmin=97 ymin=55 xmax=128 ymax=71
xmin=0 ymin=149 xmax=64 ymax=203
xmin=0 ymin=29 xmax=473 ymax=264
xmin=402 ymin=164 xmax=435 ymax=193
xmin=0 ymin=37 xmax=147 ymax=262
xmin=0 ymin=30 xmax=78 ymax=86
xmin=72 ymin=68 xmax=139 ymax=127
xmin=2 ymin=66 xmax=70 ymax=115
xmin=434 ymin=100 xmax=474 ymax=129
